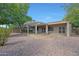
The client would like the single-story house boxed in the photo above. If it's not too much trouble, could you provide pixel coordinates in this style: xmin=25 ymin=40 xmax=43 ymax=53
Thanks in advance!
xmin=23 ymin=20 xmax=72 ymax=37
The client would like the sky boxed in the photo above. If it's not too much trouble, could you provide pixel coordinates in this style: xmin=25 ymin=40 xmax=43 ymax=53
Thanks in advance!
xmin=27 ymin=3 xmax=68 ymax=23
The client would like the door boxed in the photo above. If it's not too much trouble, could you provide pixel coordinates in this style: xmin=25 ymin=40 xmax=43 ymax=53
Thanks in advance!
xmin=59 ymin=26 xmax=65 ymax=33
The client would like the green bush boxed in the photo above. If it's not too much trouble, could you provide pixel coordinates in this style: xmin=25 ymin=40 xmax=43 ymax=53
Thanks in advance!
xmin=0 ymin=28 xmax=12 ymax=46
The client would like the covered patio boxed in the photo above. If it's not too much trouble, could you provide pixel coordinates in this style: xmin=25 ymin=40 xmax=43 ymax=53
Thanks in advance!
xmin=23 ymin=21 xmax=72 ymax=37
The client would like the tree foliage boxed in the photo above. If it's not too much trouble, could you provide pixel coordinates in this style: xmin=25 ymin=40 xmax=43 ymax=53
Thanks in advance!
xmin=14 ymin=15 xmax=32 ymax=27
xmin=0 ymin=3 xmax=32 ymax=26
xmin=64 ymin=3 xmax=79 ymax=28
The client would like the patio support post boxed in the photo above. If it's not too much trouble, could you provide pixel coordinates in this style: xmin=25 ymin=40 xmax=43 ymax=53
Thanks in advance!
xmin=46 ymin=24 xmax=48 ymax=34
xmin=27 ymin=26 xmax=29 ymax=34
xmin=35 ymin=25 xmax=37 ymax=34
xmin=67 ymin=22 xmax=71 ymax=37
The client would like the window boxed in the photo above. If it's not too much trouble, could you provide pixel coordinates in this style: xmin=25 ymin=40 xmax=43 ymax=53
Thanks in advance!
xmin=62 ymin=27 xmax=65 ymax=33
xmin=59 ymin=27 xmax=62 ymax=33
xmin=48 ymin=26 xmax=53 ymax=31
xmin=42 ymin=28 xmax=45 ymax=32
xmin=59 ymin=26 xmax=65 ymax=33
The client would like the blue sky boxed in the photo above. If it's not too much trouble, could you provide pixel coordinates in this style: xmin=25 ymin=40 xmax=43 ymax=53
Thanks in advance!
xmin=27 ymin=3 xmax=68 ymax=23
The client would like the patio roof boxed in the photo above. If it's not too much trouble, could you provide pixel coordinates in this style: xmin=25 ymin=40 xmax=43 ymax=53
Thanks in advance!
xmin=47 ymin=21 xmax=68 ymax=25
xmin=23 ymin=20 xmax=69 ymax=27
xmin=23 ymin=20 xmax=46 ymax=27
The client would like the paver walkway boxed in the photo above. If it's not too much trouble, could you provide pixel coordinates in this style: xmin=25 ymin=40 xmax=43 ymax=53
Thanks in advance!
xmin=0 ymin=33 xmax=79 ymax=56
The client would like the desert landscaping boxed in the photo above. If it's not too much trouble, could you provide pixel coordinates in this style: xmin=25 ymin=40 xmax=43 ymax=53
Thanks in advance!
xmin=0 ymin=33 xmax=79 ymax=56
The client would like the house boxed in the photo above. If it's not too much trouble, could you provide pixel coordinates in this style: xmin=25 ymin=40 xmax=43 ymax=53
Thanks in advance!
xmin=23 ymin=20 xmax=72 ymax=37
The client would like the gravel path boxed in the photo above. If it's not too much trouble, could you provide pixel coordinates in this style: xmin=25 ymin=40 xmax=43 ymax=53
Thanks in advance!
xmin=0 ymin=33 xmax=79 ymax=56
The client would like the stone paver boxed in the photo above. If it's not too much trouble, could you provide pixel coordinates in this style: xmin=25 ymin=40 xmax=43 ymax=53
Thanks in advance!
xmin=0 ymin=33 xmax=79 ymax=56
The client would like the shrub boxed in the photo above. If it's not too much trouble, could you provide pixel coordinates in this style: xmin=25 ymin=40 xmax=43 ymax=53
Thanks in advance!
xmin=0 ymin=28 xmax=12 ymax=46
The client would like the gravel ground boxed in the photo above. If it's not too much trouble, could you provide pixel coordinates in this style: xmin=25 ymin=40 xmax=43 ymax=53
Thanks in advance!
xmin=0 ymin=33 xmax=79 ymax=56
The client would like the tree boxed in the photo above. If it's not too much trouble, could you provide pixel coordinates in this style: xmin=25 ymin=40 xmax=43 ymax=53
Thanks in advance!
xmin=64 ymin=3 xmax=79 ymax=28
xmin=14 ymin=15 xmax=32 ymax=32
xmin=0 ymin=3 xmax=32 ymax=31
xmin=64 ymin=3 xmax=79 ymax=34
xmin=0 ymin=3 xmax=30 ymax=25
xmin=14 ymin=15 xmax=32 ymax=27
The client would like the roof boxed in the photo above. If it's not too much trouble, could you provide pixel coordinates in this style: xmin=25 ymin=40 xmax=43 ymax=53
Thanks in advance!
xmin=47 ymin=20 xmax=69 ymax=25
xmin=23 ymin=20 xmax=46 ymax=27
xmin=23 ymin=20 xmax=69 ymax=27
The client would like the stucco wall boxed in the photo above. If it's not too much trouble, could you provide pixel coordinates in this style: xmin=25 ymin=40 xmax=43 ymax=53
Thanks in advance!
xmin=48 ymin=24 xmax=67 ymax=34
